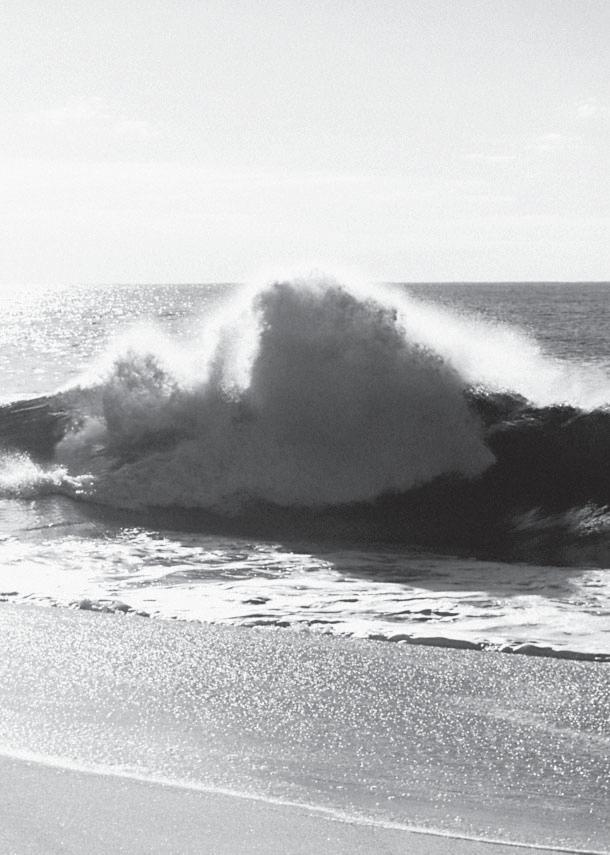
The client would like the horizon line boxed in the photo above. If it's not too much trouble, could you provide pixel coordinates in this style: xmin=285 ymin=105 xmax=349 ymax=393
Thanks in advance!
xmin=2 ymin=279 xmax=609 ymax=290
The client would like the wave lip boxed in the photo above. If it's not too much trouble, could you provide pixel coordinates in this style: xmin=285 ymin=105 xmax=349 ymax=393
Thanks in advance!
xmin=0 ymin=397 xmax=70 ymax=460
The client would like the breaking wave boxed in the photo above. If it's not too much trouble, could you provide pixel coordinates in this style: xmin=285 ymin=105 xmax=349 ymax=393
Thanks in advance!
xmin=1 ymin=275 xmax=610 ymax=564
xmin=0 ymin=453 xmax=86 ymax=499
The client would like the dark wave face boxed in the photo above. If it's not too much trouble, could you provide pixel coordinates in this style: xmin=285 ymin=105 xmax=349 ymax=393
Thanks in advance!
xmin=0 ymin=397 xmax=70 ymax=459
xmin=1 ymin=277 xmax=609 ymax=566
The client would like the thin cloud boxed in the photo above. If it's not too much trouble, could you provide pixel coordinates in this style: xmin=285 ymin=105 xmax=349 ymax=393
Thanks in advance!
xmin=24 ymin=96 xmax=112 ymax=127
xmin=576 ymin=97 xmax=608 ymax=120
xmin=21 ymin=97 xmax=157 ymax=141
xmin=465 ymin=152 xmax=518 ymax=165
xmin=527 ymin=132 xmax=582 ymax=155
xmin=0 ymin=158 xmax=375 ymax=193
xmin=111 ymin=119 xmax=156 ymax=142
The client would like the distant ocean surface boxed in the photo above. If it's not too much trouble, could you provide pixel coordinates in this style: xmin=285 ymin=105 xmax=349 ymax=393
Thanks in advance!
xmin=1 ymin=279 xmax=610 ymax=659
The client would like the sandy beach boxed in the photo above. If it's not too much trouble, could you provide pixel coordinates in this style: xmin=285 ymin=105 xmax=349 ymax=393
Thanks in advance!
xmin=3 ymin=0 xmax=610 ymax=848
xmin=0 ymin=604 xmax=607 ymax=854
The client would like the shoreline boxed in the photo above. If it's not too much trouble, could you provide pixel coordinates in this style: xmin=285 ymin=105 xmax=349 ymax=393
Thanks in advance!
xmin=3 ymin=594 xmax=610 ymax=663
xmin=2 ymin=754 xmax=589 ymax=855
xmin=0 ymin=603 xmax=608 ymax=853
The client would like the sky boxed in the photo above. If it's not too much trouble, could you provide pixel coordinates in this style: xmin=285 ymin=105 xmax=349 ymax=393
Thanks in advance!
xmin=1 ymin=0 xmax=609 ymax=287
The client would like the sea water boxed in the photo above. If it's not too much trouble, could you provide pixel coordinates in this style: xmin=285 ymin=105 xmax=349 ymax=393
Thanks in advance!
xmin=1 ymin=278 xmax=610 ymax=659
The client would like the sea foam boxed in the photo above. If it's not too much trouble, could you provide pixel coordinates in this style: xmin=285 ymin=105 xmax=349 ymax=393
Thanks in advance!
xmin=0 ymin=452 xmax=88 ymax=499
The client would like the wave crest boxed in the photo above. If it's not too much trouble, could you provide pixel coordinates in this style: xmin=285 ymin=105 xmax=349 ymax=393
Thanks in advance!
xmin=59 ymin=278 xmax=492 ymax=509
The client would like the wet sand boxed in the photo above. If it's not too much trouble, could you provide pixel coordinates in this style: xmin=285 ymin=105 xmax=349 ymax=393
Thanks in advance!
xmin=0 ymin=604 xmax=607 ymax=854
xmin=0 ymin=753 xmax=574 ymax=855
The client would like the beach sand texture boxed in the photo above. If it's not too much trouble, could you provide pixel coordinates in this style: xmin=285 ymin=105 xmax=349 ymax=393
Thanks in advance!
xmin=0 ymin=604 xmax=607 ymax=854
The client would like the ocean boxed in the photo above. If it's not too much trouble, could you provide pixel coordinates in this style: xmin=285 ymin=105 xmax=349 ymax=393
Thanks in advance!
xmin=1 ymin=277 xmax=610 ymax=660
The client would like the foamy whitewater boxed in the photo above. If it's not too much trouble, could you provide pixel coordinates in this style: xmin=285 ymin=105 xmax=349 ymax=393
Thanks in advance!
xmin=1 ymin=277 xmax=610 ymax=658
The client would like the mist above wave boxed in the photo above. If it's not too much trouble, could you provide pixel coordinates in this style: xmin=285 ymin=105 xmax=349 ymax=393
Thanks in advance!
xmin=393 ymin=291 xmax=610 ymax=410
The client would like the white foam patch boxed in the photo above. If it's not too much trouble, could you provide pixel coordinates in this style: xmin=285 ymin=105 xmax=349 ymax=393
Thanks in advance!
xmin=0 ymin=453 xmax=90 ymax=500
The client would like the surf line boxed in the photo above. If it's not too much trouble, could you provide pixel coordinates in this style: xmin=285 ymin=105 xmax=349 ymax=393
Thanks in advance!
xmin=0 ymin=747 xmax=605 ymax=855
